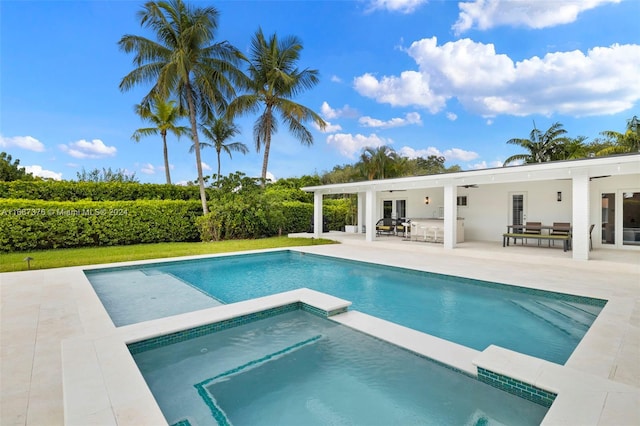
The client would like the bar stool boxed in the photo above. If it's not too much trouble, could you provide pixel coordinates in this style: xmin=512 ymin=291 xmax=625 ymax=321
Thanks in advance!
xmin=429 ymin=226 xmax=440 ymax=243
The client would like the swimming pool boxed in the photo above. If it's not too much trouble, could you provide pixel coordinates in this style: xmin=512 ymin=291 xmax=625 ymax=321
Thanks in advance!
xmin=130 ymin=309 xmax=549 ymax=426
xmin=86 ymin=250 xmax=606 ymax=365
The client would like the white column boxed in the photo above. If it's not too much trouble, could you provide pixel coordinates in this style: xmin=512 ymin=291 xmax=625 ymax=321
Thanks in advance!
xmin=313 ymin=192 xmax=323 ymax=238
xmin=443 ymin=184 xmax=457 ymax=249
xmin=572 ymin=173 xmax=590 ymax=260
xmin=357 ymin=192 xmax=365 ymax=234
xmin=365 ymin=189 xmax=376 ymax=242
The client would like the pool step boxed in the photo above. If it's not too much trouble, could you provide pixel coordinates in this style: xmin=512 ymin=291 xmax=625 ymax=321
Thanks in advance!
xmin=535 ymin=300 xmax=598 ymax=327
xmin=510 ymin=300 xmax=590 ymax=338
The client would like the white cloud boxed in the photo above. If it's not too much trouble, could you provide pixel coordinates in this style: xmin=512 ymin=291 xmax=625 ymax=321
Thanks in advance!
xmin=366 ymin=0 xmax=428 ymax=14
xmin=446 ymin=112 xmax=458 ymax=121
xmin=320 ymin=102 xmax=359 ymax=120
xmin=59 ymin=139 xmax=116 ymax=159
xmin=330 ymin=75 xmax=342 ymax=83
xmin=0 ymin=135 xmax=45 ymax=152
xmin=443 ymin=148 xmax=479 ymax=161
xmin=353 ymin=71 xmax=448 ymax=113
xmin=23 ymin=165 xmax=62 ymax=180
xmin=359 ymin=112 xmax=423 ymax=129
xmin=398 ymin=146 xmax=479 ymax=162
xmin=398 ymin=146 xmax=443 ymax=159
xmin=356 ymin=37 xmax=640 ymax=117
xmin=326 ymin=133 xmax=393 ymax=158
xmin=314 ymin=120 xmax=342 ymax=133
xmin=201 ymin=162 xmax=212 ymax=171
xmin=266 ymin=171 xmax=277 ymax=182
xmin=140 ymin=163 xmax=155 ymax=174
xmin=454 ymin=0 xmax=621 ymax=35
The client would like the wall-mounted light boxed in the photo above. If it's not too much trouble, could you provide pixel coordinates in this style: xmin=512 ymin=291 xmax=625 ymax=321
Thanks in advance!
xmin=557 ymin=191 xmax=562 ymax=202
xmin=424 ymin=196 xmax=430 ymax=205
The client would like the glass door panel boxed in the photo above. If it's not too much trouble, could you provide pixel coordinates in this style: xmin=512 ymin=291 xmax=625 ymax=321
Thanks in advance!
xmin=395 ymin=199 xmax=407 ymax=219
xmin=622 ymin=192 xmax=640 ymax=246
xmin=510 ymin=193 xmax=525 ymax=226
xmin=601 ymin=193 xmax=615 ymax=245
xmin=383 ymin=200 xmax=393 ymax=219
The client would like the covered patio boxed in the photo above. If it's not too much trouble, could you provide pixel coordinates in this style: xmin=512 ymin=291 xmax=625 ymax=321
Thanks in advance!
xmin=303 ymin=153 xmax=640 ymax=261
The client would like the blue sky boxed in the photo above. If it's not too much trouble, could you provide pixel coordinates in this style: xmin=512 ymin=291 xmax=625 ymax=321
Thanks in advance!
xmin=1 ymin=0 xmax=638 ymax=184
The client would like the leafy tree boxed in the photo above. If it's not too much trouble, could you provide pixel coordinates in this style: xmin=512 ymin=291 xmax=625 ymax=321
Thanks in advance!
xmin=118 ymin=0 xmax=247 ymax=213
xmin=0 ymin=152 xmax=35 ymax=181
xmin=76 ymin=167 xmax=139 ymax=183
xmin=553 ymin=136 xmax=589 ymax=161
xmin=415 ymin=155 xmax=449 ymax=175
xmin=227 ymin=28 xmax=326 ymax=186
xmin=597 ymin=115 xmax=640 ymax=155
xmin=503 ymin=122 xmax=568 ymax=166
xmin=191 ymin=116 xmax=248 ymax=188
xmin=132 ymin=95 xmax=189 ymax=184
xmin=359 ymin=145 xmax=399 ymax=180
xmin=320 ymin=164 xmax=361 ymax=184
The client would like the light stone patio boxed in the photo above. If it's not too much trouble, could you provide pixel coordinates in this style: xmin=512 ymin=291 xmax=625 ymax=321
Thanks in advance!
xmin=1 ymin=237 xmax=638 ymax=425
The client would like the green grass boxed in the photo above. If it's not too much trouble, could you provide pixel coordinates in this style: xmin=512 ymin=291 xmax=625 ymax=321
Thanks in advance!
xmin=0 ymin=237 xmax=336 ymax=273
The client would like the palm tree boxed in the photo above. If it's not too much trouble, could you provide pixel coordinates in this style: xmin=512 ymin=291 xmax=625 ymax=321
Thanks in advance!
xmin=132 ymin=95 xmax=188 ymax=184
xmin=597 ymin=115 xmax=640 ymax=156
xmin=359 ymin=145 xmax=399 ymax=180
xmin=190 ymin=116 xmax=248 ymax=187
xmin=227 ymin=28 xmax=326 ymax=186
xmin=503 ymin=122 xmax=568 ymax=166
xmin=118 ymin=0 xmax=247 ymax=213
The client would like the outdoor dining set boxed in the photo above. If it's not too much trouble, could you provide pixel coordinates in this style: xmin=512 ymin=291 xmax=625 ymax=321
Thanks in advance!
xmin=502 ymin=222 xmax=574 ymax=252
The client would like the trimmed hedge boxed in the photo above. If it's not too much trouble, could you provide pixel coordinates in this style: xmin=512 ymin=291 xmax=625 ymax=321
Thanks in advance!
xmin=0 ymin=199 xmax=201 ymax=252
xmin=0 ymin=181 xmax=202 ymax=201
xmin=281 ymin=201 xmax=313 ymax=233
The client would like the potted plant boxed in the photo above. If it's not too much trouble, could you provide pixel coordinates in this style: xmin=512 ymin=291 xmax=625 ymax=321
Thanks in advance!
xmin=344 ymin=196 xmax=358 ymax=233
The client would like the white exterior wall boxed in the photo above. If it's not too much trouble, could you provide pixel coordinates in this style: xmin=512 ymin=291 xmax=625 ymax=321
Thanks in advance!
xmin=460 ymin=180 xmax=574 ymax=242
xmin=376 ymin=189 xmax=445 ymax=220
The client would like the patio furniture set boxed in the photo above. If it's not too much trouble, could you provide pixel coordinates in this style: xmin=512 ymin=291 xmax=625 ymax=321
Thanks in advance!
xmin=502 ymin=222 xmax=574 ymax=252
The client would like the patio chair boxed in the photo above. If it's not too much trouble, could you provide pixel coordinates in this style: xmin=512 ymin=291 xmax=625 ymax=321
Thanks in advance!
xmin=376 ymin=218 xmax=394 ymax=236
xmin=395 ymin=219 xmax=410 ymax=238
xmin=549 ymin=222 xmax=571 ymax=247
xmin=523 ymin=221 xmax=542 ymax=245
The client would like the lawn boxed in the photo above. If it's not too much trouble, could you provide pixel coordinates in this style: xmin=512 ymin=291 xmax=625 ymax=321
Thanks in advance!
xmin=0 ymin=237 xmax=336 ymax=273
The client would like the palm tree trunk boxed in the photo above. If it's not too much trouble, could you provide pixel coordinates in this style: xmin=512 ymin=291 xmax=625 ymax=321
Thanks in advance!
xmin=261 ymin=134 xmax=270 ymax=188
xmin=260 ymin=111 xmax=273 ymax=188
xmin=216 ymin=149 xmax=222 ymax=188
xmin=185 ymin=85 xmax=209 ymax=214
xmin=161 ymin=130 xmax=171 ymax=185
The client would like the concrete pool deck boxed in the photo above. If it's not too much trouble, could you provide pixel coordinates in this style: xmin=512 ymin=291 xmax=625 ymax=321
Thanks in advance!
xmin=1 ymin=239 xmax=638 ymax=425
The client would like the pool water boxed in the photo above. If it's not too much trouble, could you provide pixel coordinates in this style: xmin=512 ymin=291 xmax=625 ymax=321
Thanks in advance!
xmin=131 ymin=310 xmax=549 ymax=426
xmin=87 ymin=250 xmax=605 ymax=364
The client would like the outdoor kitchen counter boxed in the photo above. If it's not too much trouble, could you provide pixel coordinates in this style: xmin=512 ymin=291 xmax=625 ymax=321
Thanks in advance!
xmin=409 ymin=218 xmax=465 ymax=243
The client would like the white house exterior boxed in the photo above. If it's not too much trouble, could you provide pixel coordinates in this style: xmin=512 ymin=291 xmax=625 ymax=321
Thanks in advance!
xmin=302 ymin=153 xmax=640 ymax=261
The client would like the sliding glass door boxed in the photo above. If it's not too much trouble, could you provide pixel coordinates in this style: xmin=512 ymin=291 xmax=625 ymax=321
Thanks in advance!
xmin=602 ymin=190 xmax=640 ymax=247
